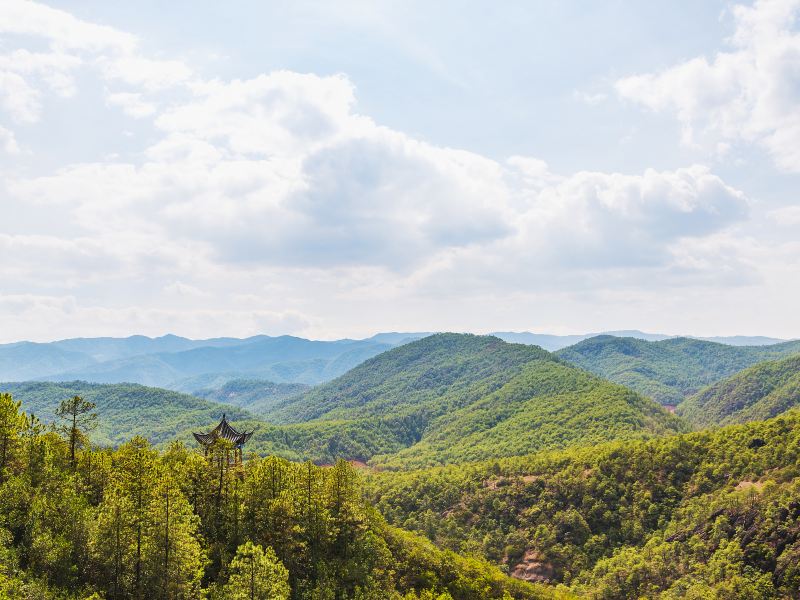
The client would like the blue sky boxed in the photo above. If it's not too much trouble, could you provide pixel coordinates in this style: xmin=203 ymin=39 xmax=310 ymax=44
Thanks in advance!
xmin=0 ymin=0 xmax=798 ymax=341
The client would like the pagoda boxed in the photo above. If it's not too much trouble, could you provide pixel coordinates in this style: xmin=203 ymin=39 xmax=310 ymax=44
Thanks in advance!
xmin=193 ymin=414 xmax=254 ymax=467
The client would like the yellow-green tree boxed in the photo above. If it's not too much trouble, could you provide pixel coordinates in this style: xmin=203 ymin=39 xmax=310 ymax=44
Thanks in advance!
xmin=220 ymin=542 xmax=289 ymax=600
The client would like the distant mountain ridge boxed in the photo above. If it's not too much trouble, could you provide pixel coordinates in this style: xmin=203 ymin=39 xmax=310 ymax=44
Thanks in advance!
xmin=556 ymin=335 xmax=800 ymax=405
xmin=1 ymin=329 xmax=793 ymax=388
xmin=491 ymin=330 xmax=790 ymax=351
xmin=0 ymin=334 xmax=404 ymax=388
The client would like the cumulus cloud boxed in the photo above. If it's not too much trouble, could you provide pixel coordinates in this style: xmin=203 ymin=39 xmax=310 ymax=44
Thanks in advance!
xmin=0 ymin=0 xmax=792 ymax=340
xmin=0 ymin=294 xmax=312 ymax=342
xmin=0 ymin=126 xmax=20 ymax=153
xmin=616 ymin=0 xmax=800 ymax=171
xmin=106 ymin=92 xmax=157 ymax=118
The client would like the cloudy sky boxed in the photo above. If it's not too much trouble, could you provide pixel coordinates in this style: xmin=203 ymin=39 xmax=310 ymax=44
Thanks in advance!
xmin=0 ymin=0 xmax=799 ymax=342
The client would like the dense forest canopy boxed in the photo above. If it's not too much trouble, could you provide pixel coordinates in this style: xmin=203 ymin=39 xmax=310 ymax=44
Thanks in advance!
xmin=2 ymin=332 xmax=800 ymax=598
xmin=556 ymin=336 xmax=800 ymax=405
xmin=677 ymin=353 xmax=800 ymax=428
xmin=0 ymin=392 xmax=556 ymax=599
xmin=367 ymin=409 xmax=800 ymax=598
xmin=1 ymin=335 xmax=686 ymax=467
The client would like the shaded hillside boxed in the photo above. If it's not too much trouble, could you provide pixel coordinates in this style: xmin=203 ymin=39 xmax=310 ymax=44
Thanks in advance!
xmin=367 ymin=410 xmax=800 ymax=597
xmin=0 ymin=342 xmax=97 ymax=381
xmin=39 ymin=336 xmax=394 ymax=387
xmin=186 ymin=378 xmax=311 ymax=416
xmin=0 ymin=334 xmax=407 ymax=387
xmin=556 ymin=335 xmax=800 ymax=405
xmin=0 ymin=381 xmax=253 ymax=447
xmin=678 ymin=353 xmax=800 ymax=427
xmin=262 ymin=334 xmax=685 ymax=466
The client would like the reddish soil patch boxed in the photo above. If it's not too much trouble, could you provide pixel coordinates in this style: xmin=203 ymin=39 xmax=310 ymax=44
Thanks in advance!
xmin=510 ymin=549 xmax=555 ymax=583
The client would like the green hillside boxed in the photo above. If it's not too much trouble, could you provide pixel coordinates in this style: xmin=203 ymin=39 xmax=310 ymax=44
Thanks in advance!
xmin=261 ymin=334 xmax=685 ymax=467
xmin=185 ymin=378 xmax=311 ymax=416
xmin=0 ymin=393 xmax=561 ymax=600
xmin=0 ymin=381 xmax=254 ymax=447
xmin=678 ymin=354 xmax=800 ymax=428
xmin=0 ymin=336 xmax=687 ymax=468
xmin=367 ymin=410 xmax=800 ymax=597
xmin=556 ymin=335 xmax=800 ymax=405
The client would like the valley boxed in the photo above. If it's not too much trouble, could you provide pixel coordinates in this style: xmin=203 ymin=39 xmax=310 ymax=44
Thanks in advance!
xmin=1 ymin=330 xmax=799 ymax=598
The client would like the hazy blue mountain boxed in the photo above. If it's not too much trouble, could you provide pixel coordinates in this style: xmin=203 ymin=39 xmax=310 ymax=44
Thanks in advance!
xmin=491 ymin=330 xmax=788 ymax=351
xmin=48 ymin=333 xmax=249 ymax=362
xmin=0 ymin=342 xmax=98 ymax=381
xmin=365 ymin=332 xmax=432 ymax=345
xmin=690 ymin=335 xmax=788 ymax=346
xmin=2 ymin=330 xmax=791 ymax=387
xmin=0 ymin=334 xmax=397 ymax=387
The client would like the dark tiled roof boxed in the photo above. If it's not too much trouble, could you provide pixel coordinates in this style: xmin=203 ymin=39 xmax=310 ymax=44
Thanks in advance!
xmin=193 ymin=414 xmax=254 ymax=446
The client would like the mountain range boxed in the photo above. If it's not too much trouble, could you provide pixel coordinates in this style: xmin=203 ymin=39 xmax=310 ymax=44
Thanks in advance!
xmin=2 ymin=328 xmax=800 ymax=598
xmin=0 ymin=329 xmax=792 ymax=388
xmin=557 ymin=335 xmax=800 ymax=405
xmin=2 ymin=334 xmax=686 ymax=467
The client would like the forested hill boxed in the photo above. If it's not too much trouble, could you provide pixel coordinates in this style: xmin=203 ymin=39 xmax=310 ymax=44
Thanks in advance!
xmin=367 ymin=409 xmax=800 ymax=597
xmin=556 ymin=335 xmax=800 ymax=405
xmin=678 ymin=353 xmax=800 ymax=428
xmin=256 ymin=333 xmax=686 ymax=467
xmin=0 ymin=393 xmax=558 ymax=599
xmin=0 ymin=381 xmax=254 ymax=447
xmin=270 ymin=333 xmax=552 ymax=423
xmin=182 ymin=378 xmax=311 ymax=417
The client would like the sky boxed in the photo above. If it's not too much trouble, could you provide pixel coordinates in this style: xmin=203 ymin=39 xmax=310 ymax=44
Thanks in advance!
xmin=0 ymin=0 xmax=799 ymax=342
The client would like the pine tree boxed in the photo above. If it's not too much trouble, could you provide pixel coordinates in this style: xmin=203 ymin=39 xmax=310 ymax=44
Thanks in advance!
xmin=0 ymin=393 xmax=24 ymax=482
xmin=220 ymin=542 xmax=289 ymax=600
xmin=54 ymin=395 xmax=97 ymax=466
xmin=143 ymin=474 xmax=206 ymax=599
xmin=114 ymin=436 xmax=157 ymax=600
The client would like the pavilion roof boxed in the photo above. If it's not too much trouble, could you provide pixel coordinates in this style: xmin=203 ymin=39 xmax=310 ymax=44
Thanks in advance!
xmin=193 ymin=414 xmax=254 ymax=447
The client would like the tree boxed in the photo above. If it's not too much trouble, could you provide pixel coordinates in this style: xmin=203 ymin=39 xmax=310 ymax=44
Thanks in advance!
xmin=0 ymin=394 xmax=24 ymax=482
xmin=55 ymin=396 xmax=97 ymax=466
xmin=220 ymin=542 xmax=289 ymax=600
xmin=114 ymin=437 xmax=158 ymax=599
xmin=143 ymin=474 xmax=206 ymax=599
xmin=91 ymin=485 xmax=137 ymax=599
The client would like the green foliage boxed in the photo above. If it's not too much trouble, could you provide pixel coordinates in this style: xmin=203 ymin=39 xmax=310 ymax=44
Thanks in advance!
xmin=0 ymin=393 xmax=555 ymax=599
xmin=218 ymin=542 xmax=290 ymax=599
xmin=252 ymin=334 xmax=685 ymax=466
xmin=1 ymin=381 xmax=255 ymax=447
xmin=557 ymin=335 xmax=800 ymax=405
xmin=189 ymin=378 xmax=311 ymax=417
xmin=678 ymin=353 xmax=800 ymax=427
xmin=3 ymin=335 xmax=685 ymax=467
xmin=55 ymin=395 xmax=97 ymax=465
xmin=367 ymin=409 xmax=800 ymax=597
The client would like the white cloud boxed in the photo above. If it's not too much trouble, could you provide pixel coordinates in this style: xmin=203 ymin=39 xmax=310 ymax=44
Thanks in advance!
xmin=769 ymin=204 xmax=800 ymax=225
xmin=0 ymin=126 xmax=20 ymax=153
xmin=616 ymin=0 xmax=800 ymax=171
xmin=0 ymin=294 xmax=313 ymax=342
xmin=106 ymin=92 xmax=156 ymax=118
xmin=0 ymin=0 xmax=137 ymax=53
xmin=0 ymin=0 xmax=795 ymax=340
